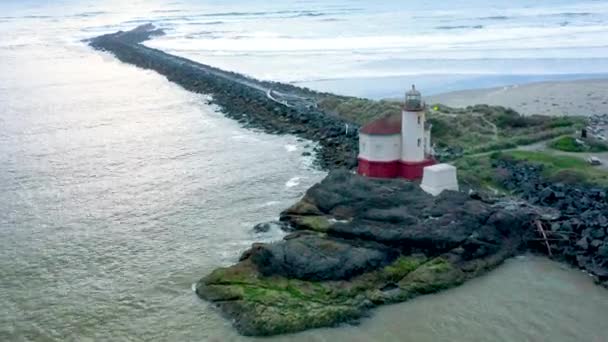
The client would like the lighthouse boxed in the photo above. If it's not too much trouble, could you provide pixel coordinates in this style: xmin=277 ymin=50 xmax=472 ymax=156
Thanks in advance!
xmin=357 ymin=85 xmax=435 ymax=180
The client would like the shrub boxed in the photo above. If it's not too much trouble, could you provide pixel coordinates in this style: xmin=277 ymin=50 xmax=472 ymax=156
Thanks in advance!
xmin=549 ymin=136 xmax=585 ymax=152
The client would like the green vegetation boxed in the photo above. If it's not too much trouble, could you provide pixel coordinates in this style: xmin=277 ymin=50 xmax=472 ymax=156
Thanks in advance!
xmin=380 ymin=255 xmax=427 ymax=283
xmin=318 ymin=96 xmax=401 ymax=124
xmin=549 ymin=136 xmax=608 ymax=153
xmin=453 ymin=154 xmax=503 ymax=190
xmin=199 ymin=260 xmax=362 ymax=336
xmin=197 ymin=254 xmax=476 ymax=335
xmin=398 ymin=257 xmax=465 ymax=294
xmin=430 ymin=105 xmax=583 ymax=155
xmin=291 ymin=215 xmax=333 ymax=232
xmin=318 ymin=96 xmax=585 ymax=156
xmin=549 ymin=136 xmax=586 ymax=152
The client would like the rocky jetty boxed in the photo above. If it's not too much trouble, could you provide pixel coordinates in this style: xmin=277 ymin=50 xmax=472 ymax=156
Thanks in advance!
xmin=196 ymin=171 xmax=540 ymax=336
xmin=88 ymin=25 xmax=358 ymax=170
xmin=494 ymin=157 xmax=608 ymax=286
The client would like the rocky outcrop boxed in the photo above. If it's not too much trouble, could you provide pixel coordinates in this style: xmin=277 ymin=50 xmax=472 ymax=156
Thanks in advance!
xmin=250 ymin=232 xmax=399 ymax=281
xmin=494 ymin=157 xmax=608 ymax=286
xmin=196 ymin=171 xmax=538 ymax=336
xmin=88 ymin=25 xmax=359 ymax=170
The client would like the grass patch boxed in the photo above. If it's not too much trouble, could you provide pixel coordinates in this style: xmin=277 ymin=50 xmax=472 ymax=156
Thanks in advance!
xmin=549 ymin=136 xmax=608 ymax=153
xmin=453 ymin=154 xmax=504 ymax=190
xmin=549 ymin=136 xmax=586 ymax=152
xmin=318 ymin=96 xmax=401 ymax=124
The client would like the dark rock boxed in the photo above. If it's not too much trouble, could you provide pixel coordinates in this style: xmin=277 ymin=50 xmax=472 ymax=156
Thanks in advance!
xmin=249 ymin=234 xmax=398 ymax=281
xmin=598 ymin=244 xmax=608 ymax=258
xmin=539 ymin=187 xmax=556 ymax=204
xmin=561 ymin=221 xmax=573 ymax=232
xmin=591 ymin=228 xmax=606 ymax=239
xmin=493 ymin=156 xmax=608 ymax=279
xmin=600 ymin=215 xmax=608 ymax=227
xmin=576 ymin=237 xmax=589 ymax=250
xmin=591 ymin=239 xmax=603 ymax=248
xmin=587 ymin=263 xmax=608 ymax=279
xmin=285 ymin=171 xmax=532 ymax=256
xmin=577 ymin=254 xmax=592 ymax=268
xmin=252 ymin=221 xmax=292 ymax=233
xmin=253 ymin=222 xmax=273 ymax=233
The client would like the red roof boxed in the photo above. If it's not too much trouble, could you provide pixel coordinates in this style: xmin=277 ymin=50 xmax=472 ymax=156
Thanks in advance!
xmin=360 ymin=114 xmax=401 ymax=135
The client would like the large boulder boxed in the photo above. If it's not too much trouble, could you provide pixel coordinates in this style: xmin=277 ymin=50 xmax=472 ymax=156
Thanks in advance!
xmin=248 ymin=233 xmax=398 ymax=280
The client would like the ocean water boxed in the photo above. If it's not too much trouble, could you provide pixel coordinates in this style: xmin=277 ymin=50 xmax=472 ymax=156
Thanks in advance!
xmin=140 ymin=0 xmax=608 ymax=97
xmin=1 ymin=1 xmax=608 ymax=341
xmin=5 ymin=0 xmax=608 ymax=96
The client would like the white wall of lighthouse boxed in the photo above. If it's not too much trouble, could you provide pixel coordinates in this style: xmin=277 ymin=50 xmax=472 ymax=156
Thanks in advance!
xmin=358 ymin=133 xmax=401 ymax=162
xmin=401 ymin=109 xmax=426 ymax=162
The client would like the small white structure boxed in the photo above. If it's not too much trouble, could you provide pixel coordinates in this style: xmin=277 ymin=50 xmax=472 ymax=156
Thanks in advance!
xmin=420 ymin=163 xmax=459 ymax=196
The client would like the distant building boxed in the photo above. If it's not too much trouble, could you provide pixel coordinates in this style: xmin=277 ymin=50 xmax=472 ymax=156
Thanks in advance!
xmin=357 ymin=85 xmax=436 ymax=179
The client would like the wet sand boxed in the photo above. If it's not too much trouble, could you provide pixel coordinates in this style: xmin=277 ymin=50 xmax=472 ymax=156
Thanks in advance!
xmin=427 ymin=78 xmax=608 ymax=116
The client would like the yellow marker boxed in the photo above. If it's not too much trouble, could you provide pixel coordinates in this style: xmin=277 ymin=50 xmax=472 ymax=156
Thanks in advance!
xmin=433 ymin=106 xmax=439 ymax=111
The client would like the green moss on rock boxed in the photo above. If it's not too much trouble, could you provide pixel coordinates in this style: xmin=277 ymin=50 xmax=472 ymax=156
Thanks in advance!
xmin=283 ymin=199 xmax=323 ymax=216
xmin=290 ymin=215 xmax=333 ymax=232
xmin=380 ymin=255 xmax=427 ymax=283
xmin=399 ymin=257 xmax=465 ymax=294
xmin=197 ymin=260 xmax=368 ymax=336
xmin=196 ymin=254 xmax=481 ymax=335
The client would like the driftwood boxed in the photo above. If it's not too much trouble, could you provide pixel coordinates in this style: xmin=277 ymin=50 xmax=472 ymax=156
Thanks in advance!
xmin=535 ymin=220 xmax=553 ymax=257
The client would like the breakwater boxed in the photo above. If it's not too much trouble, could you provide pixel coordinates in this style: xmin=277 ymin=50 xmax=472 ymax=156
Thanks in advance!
xmin=496 ymin=157 xmax=608 ymax=286
xmin=89 ymin=24 xmax=359 ymax=170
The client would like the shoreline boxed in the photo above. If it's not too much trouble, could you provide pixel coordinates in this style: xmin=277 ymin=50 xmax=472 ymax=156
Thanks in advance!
xmin=295 ymin=73 xmax=608 ymax=102
xmin=295 ymin=74 xmax=608 ymax=117
xmin=427 ymin=78 xmax=608 ymax=117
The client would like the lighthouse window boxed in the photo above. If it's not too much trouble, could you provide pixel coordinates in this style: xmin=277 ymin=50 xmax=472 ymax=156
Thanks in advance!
xmin=417 ymin=138 xmax=421 ymax=147
xmin=417 ymin=116 xmax=421 ymax=125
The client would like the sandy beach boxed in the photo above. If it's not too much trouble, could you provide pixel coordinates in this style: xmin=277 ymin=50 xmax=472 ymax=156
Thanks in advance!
xmin=427 ymin=78 xmax=608 ymax=117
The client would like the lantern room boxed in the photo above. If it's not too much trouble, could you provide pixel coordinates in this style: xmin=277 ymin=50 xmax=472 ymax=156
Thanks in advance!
xmin=405 ymin=85 xmax=423 ymax=112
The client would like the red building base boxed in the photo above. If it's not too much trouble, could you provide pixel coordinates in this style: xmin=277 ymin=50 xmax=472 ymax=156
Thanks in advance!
xmin=357 ymin=158 xmax=436 ymax=180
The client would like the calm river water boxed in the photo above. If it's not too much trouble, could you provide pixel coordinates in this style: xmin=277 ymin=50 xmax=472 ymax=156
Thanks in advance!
xmin=1 ymin=1 xmax=608 ymax=341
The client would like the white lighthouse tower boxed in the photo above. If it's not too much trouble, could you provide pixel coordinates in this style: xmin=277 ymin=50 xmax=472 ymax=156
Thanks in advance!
xmin=398 ymin=85 xmax=435 ymax=179
xmin=401 ymin=85 xmax=426 ymax=161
